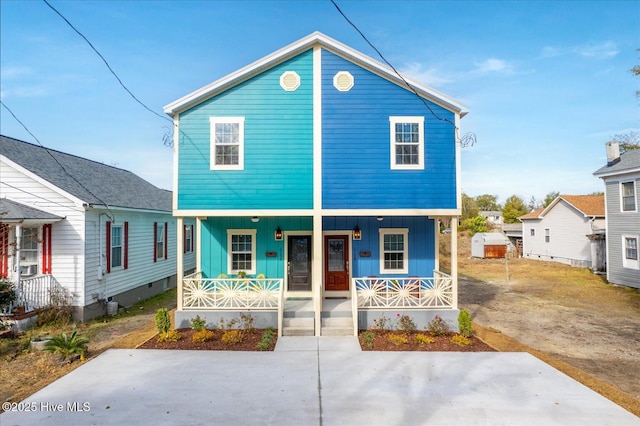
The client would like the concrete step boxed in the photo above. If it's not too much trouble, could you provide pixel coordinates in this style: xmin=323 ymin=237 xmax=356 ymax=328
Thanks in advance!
xmin=321 ymin=317 xmax=354 ymax=336
xmin=282 ymin=317 xmax=314 ymax=336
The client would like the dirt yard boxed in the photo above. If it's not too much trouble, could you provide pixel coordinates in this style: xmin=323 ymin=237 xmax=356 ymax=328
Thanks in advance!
xmin=444 ymin=233 xmax=640 ymax=416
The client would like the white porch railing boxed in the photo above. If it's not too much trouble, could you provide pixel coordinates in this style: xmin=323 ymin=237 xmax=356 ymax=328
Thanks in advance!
xmin=353 ymin=272 xmax=454 ymax=309
xmin=181 ymin=272 xmax=283 ymax=310
xmin=1 ymin=275 xmax=60 ymax=314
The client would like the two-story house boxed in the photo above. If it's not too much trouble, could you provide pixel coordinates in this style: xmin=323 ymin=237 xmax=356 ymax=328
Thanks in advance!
xmin=593 ymin=142 xmax=640 ymax=289
xmin=0 ymin=135 xmax=196 ymax=321
xmin=164 ymin=32 xmax=467 ymax=335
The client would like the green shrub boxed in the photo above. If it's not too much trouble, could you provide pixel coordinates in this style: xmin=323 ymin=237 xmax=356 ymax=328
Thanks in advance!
xmin=451 ymin=334 xmax=472 ymax=346
xmin=155 ymin=308 xmax=171 ymax=334
xmin=415 ymin=333 xmax=435 ymax=345
xmin=362 ymin=331 xmax=375 ymax=349
xmin=189 ymin=315 xmax=207 ymax=331
xmin=460 ymin=215 xmax=490 ymax=236
xmin=157 ymin=330 xmax=181 ymax=343
xmin=44 ymin=331 xmax=88 ymax=361
xmin=0 ymin=280 xmax=16 ymax=311
xmin=257 ymin=328 xmax=275 ymax=351
xmin=387 ymin=332 xmax=409 ymax=346
xmin=426 ymin=315 xmax=450 ymax=336
xmin=458 ymin=309 xmax=473 ymax=337
xmin=192 ymin=329 xmax=214 ymax=343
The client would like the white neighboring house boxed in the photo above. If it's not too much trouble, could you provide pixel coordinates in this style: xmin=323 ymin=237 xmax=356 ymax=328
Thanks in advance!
xmin=593 ymin=142 xmax=640 ymax=289
xmin=479 ymin=211 xmax=503 ymax=226
xmin=0 ymin=135 xmax=196 ymax=320
xmin=519 ymin=195 xmax=605 ymax=269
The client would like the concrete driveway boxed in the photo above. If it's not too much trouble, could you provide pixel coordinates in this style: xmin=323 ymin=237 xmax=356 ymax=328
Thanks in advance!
xmin=1 ymin=337 xmax=638 ymax=425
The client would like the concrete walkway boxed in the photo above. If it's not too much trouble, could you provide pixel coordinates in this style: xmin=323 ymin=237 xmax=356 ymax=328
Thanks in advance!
xmin=2 ymin=337 xmax=638 ymax=425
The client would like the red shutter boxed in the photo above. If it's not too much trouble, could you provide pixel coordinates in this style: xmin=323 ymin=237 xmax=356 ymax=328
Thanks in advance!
xmin=164 ymin=222 xmax=168 ymax=259
xmin=123 ymin=222 xmax=129 ymax=270
xmin=153 ymin=222 xmax=157 ymax=262
xmin=42 ymin=224 xmax=52 ymax=274
xmin=106 ymin=221 xmax=112 ymax=273
xmin=0 ymin=224 xmax=8 ymax=278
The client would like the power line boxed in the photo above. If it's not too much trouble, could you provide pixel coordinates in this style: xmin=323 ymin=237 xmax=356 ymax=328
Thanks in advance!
xmin=330 ymin=0 xmax=476 ymax=148
xmin=1 ymin=100 xmax=115 ymax=219
xmin=42 ymin=0 xmax=172 ymax=126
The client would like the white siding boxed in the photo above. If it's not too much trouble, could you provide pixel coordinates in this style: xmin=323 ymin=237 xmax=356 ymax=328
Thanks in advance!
xmin=521 ymin=199 xmax=597 ymax=267
xmin=85 ymin=209 xmax=179 ymax=304
xmin=0 ymin=157 xmax=87 ymax=305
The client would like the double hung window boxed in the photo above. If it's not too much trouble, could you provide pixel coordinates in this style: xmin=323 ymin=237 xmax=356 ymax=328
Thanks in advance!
xmin=210 ymin=117 xmax=245 ymax=170
xmin=389 ymin=117 xmax=424 ymax=170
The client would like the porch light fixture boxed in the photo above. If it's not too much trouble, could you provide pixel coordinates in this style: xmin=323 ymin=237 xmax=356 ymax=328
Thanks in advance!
xmin=275 ymin=226 xmax=283 ymax=240
xmin=353 ymin=226 xmax=361 ymax=240
xmin=251 ymin=216 xmax=260 ymax=223
xmin=377 ymin=216 xmax=384 ymax=222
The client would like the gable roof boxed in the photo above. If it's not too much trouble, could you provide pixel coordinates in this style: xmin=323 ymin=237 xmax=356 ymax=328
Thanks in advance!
xmin=163 ymin=31 xmax=468 ymax=118
xmin=0 ymin=135 xmax=171 ymax=212
xmin=0 ymin=198 xmax=63 ymax=223
xmin=520 ymin=195 xmax=604 ymax=221
xmin=593 ymin=148 xmax=640 ymax=178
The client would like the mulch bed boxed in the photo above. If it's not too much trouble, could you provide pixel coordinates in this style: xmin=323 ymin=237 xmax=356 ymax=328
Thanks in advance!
xmin=358 ymin=330 xmax=496 ymax=352
xmin=138 ymin=328 xmax=277 ymax=351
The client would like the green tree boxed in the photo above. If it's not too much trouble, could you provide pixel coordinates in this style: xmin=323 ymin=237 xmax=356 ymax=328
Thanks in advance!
xmin=502 ymin=195 xmax=528 ymax=224
xmin=475 ymin=194 xmax=501 ymax=211
xmin=460 ymin=215 xmax=490 ymax=236
xmin=461 ymin=193 xmax=478 ymax=221
xmin=543 ymin=191 xmax=560 ymax=208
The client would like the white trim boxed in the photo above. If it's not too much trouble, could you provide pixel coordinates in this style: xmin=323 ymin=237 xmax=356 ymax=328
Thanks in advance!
xmin=321 ymin=208 xmax=461 ymax=216
xmin=620 ymin=181 xmax=638 ymax=212
xmin=333 ymin=71 xmax=354 ymax=91
xmin=226 ymin=229 xmax=257 ymax=274
xmin=622 ymin=234 xmax=639 ymax=270
xmin=163 ymin=32 xmax=468 ymax=117
xmin=172 ymin=114 xmax=180 ymax=211
xmin=209 ymin=117 xmax=245 ymax=171
xmin=389 ymin=116 xmax=425 ymax=170
xmin=110 ymin=224 xmax=124 ymax=270
xmin=379 ymin=228 xmax=409 ymax=274
xmin=455 ymin=113 xmax=462 ymax=210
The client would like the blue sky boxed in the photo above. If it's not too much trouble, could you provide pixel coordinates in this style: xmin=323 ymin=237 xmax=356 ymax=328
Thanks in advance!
xmin=1 ymin=0 xmax=638 ymax=206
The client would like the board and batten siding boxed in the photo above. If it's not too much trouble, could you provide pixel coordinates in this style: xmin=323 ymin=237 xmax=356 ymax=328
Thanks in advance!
xmin=176 ymin=51 xmax=314 ymax=211
xmin=321 ymin=50 xmax=457 ymax=210
xmin=0 ymin=157 xmax=86 ymax=305
xmin=522 ymin=200 xmax=598 ymax=267
xmin=84 ymin=209 xmax=179 ymax=304
xmin=604 ymin=176 xmax=640 ymax=288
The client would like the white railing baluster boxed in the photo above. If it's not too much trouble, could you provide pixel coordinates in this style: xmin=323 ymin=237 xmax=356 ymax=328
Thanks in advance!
xmin=181 ymin=274 xmax=283 ymax=311
xmin=354 ymin=273 xmax=453 ymax=310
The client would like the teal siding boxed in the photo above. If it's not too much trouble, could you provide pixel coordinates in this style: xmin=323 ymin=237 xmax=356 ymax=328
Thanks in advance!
xmin=200 ymin=216 xmax=312 ymax=278
xmin=177 ymin=50 xmax=314 ymax=210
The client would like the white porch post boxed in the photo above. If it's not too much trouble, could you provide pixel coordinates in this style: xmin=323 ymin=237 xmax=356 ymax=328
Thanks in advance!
xmin=177 ymin=217 xmax=184 ymax=310
xmin=15 ymin=224 xmax=22 ymax=303
xmin=313 ymin=214 xmax=322 ymax=336
xmin=451 ymin=217 xmax=458 ymax=309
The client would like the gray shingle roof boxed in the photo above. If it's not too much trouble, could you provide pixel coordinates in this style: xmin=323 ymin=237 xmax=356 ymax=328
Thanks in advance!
xmin=0 ymin=198 xmax=63 ymax=221
xmin=0 ymin=135 xmax=171 ymax=212
xmin=593 ymin=148 xmax=640 ymax=177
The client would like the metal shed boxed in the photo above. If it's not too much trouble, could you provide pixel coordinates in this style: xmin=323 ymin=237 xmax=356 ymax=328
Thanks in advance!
xmin=471 ymin=232 xmax=508 ymax=259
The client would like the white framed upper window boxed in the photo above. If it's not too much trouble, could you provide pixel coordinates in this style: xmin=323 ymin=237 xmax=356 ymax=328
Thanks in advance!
xmin=622 ymin=235 xmax=639 ymax=270
xmin=227 ymin=229 xmax=257 ymax=275
xmin=379 ymin=228 xmax=409 ymax=274
xmin=20 ymin=227 xmax=39 ymax=275
xmin=390 ymin=116 xmax=424 ymax=170
xmin=621 ymin=181 xmax=637 ymax=212
xmin=210 ymin=117 xmax=245 ymax=170
xmin=545 ymin=228 xmax=550 ymax=243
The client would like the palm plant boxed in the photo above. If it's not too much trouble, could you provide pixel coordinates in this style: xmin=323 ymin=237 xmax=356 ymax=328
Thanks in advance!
xmin=44 ymin=330 xmax=89 ymax=361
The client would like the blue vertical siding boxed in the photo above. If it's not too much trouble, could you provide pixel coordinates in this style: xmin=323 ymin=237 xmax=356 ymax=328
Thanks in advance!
xmin=200 ymin=216 xmax=312 ymax=278
xmin=177 ymin=51 xmax=314 ymax=210
xmin=321 ymin=50 xmax=457 ymax=209
xmin=322 ymin=216 xmax=436 ymax=277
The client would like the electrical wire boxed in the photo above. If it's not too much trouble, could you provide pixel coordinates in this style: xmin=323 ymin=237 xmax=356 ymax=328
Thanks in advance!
xmin=330 ymin=0 xmax=477 ymax=148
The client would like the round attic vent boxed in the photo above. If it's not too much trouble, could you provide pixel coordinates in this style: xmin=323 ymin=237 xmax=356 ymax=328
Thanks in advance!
xmin=333 ymin=71 xmax=354 ymax=92
xmin=280 ymin=71 xmax=300 ymax=91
